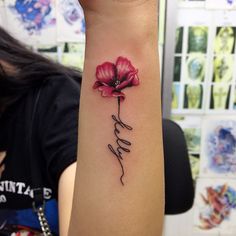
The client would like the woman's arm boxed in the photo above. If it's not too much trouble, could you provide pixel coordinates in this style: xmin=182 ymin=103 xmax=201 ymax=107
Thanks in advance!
xmin=69 ymin=1 xmax=164 ymax=235
xmin=58 ymin=163 xmax=76 ymax=236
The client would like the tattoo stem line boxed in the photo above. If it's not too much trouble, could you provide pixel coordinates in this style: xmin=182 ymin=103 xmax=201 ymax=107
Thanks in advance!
xmin=93 ymin=57 xmax=139 ymax=185
xmin=108 ymin=97 xmax=132 ymax=185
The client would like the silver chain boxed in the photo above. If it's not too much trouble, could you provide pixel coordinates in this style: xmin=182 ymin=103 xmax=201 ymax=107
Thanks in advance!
xmin=33 ymin=202 xmax=53 ymax=236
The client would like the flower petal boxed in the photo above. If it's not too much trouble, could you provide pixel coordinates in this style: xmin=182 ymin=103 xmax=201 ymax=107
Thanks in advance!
xmin=98 ymin=86 xmax=115 ymax=97
xmin=116 ymin=80 xmax=130 ymax=90
xmin=116 ymin=57 xmax=136 ymax=81
xmin=128 ymin=70 xmax=139 ymax=86
xmin=97 ymin=86 xmax=126 ymax=100
xmin=96 ymin=62 xmax=116 ymax=84
xmin=116 ymin=70 xmax=139 ymax=90
xmin=93 ymin=81 xmax=103 ymax=89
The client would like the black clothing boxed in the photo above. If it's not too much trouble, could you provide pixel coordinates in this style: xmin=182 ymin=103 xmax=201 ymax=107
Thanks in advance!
xmin=0 ymin=75 xmax=80 ymax=234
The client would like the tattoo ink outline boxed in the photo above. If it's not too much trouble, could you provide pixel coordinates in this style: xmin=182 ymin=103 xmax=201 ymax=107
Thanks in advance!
xmin=93 ymin=56 xmax=140 ymax=185
xmin=108 ymin=97 xmax=132 ymax=185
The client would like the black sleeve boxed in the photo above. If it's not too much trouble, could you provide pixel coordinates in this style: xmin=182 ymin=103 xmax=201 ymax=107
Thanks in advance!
xmin=0 ymin=117 xmax=6 ymax=151
xmin=0 ymin=130 xmax=4 ymax=151
xmin=39 ymin=77 xmax=80 ymax=188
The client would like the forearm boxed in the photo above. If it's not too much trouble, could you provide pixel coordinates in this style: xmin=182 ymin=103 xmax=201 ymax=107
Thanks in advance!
xmin=69 ymin=1 xmax=164 ymax=235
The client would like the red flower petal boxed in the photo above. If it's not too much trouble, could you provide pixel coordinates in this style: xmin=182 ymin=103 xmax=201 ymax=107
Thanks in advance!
xmin=128 ymin=70 xmax=139 ymax=86
xmin=116 ymin=80 xmax=130 ymax=90
xmin=93 ymin=57 xmax=139 ymax=101
xmin=93 ymin=81 xmax=103 ymax=89
xmin=97 ymin=86 xmax=126 ymax=100
xmin=98 ymin=85 xmax=115 ymax=97
xmin=116 ymin=70 xmax=139 ymax=90
xmin=116 ymin=57 xmax=136 ymax=81
xmin=96 ymin=62 xmax=116 ymax=84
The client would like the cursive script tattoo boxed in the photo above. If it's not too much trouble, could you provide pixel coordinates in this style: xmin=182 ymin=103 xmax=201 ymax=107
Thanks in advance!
xmin=93 ymin=56 xmax=140 ymax=185
xmin=108 ymin=98 xmax=132 ymax=185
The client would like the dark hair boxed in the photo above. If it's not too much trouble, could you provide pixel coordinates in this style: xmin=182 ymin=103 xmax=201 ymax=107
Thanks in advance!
xmin=0 ymin=26 xmax=82 ymax=114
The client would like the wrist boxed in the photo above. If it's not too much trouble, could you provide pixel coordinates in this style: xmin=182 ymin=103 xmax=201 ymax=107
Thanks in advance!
xmin=84 ymin=4 xmax=158 ymax=54
xmin=82 ymin=0 xmax=156 ymax=16
xmin=84 ymin=1 xmax=158 ymax=32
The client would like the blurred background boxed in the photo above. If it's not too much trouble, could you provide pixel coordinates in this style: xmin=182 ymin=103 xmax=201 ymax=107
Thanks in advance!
xmin=160 ymin=1 xmax=236 ymax=236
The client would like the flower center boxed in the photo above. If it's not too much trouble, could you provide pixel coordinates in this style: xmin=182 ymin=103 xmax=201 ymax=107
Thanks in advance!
xmin=109 ymin=77 xmax=121 ymax=88
xmin=114 ymin=80 xmax=121 ymax=86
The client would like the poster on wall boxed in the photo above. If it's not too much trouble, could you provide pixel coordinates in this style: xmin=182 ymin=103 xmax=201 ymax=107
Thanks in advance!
xmin=206 ymin=0 xmax=236 ymax=9
xmin=60 ymin=42 xmax=85 ymax=70
xmin=175 ymin=115 xmax=202 ymax=153
xmin=178 ymin=0 xmax=206 ymax=8
xmin=209 ymin=25 xmax=236 ymax=111
xmin=172 ymin=9 xmax=236 ymax=114
xmin=0 ymin=0 xmax=4 ymax=7
xmin=234 ymin=87 xmax=236 ymax=109
xmin=193 ymin=178 xmax=236 ymax=234
xmin=5 ymin=0 xmax=57 ymax=45
xmin=167 ymin=4 xmax=236 ymax=236
xmin=0 ymin=0 xmax=5 ymax=26
xmin=200 ymin=117 xmax=236 ymax=178
xmin=56 ymin=0 xmax=85 ymax=42
xmin=171 ymin=10 xmax=211 ymax=113
xmin=173 ymin=115 xmax=202 ymax=181
xmin=36 ymin=44 xmax=59 ymax=61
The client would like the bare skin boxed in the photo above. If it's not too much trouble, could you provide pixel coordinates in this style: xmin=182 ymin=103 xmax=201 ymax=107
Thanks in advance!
xmin=69 ymin=1 xmax=164 ymax=236
xmin=0 ymin=60 xmax=16 ymax=75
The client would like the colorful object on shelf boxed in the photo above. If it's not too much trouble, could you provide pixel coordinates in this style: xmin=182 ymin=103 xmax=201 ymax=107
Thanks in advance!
xmin=208 ymin=125 xmax=236 ymax=174
xmin=199 ymin=184 xmax=236 ymax=230
xmin=9 ymin=0 xmax=55 ymax=34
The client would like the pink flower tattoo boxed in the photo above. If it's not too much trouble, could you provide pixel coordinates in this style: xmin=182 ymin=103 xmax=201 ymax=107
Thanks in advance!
xmin=93 ymin=57 xmax=140 ymax=185
xmin=93 ymin=56 xmax=139 ymax=101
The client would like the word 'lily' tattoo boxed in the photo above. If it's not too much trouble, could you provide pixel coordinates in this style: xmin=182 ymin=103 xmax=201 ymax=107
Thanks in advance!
xmin=93 ymin=56 xmax=140 ymax=185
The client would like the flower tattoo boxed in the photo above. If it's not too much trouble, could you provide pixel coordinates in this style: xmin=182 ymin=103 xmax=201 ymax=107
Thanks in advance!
xmin=93 ymin=56 xmax=140 ymax=185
